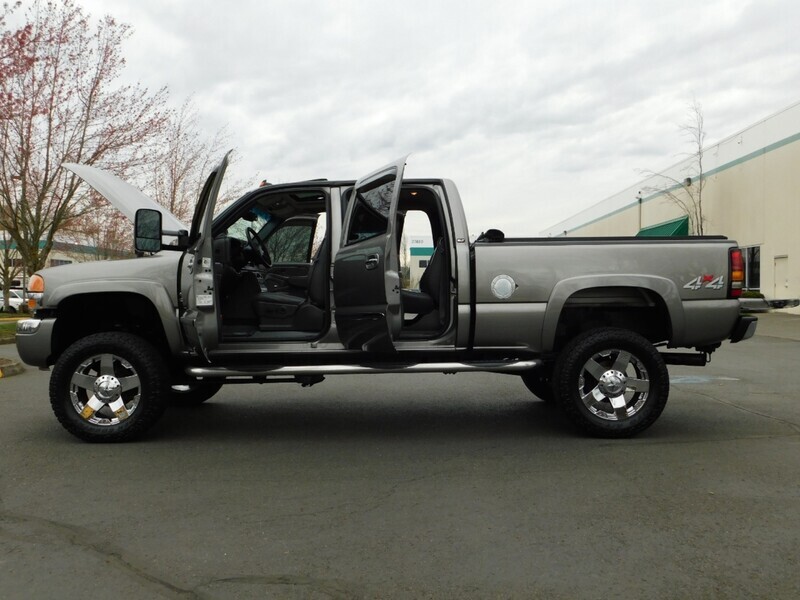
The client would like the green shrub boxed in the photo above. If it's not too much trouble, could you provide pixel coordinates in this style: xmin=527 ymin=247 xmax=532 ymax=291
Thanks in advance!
xmin=741 ymin=290 xmax=765 ymax=299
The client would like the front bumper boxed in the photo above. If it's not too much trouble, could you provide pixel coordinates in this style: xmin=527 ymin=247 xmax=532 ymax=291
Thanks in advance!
xmin=15 ymin=318 xmax=55 ymax=368
xmin=729 ymin=315 xmax=757 ymax=343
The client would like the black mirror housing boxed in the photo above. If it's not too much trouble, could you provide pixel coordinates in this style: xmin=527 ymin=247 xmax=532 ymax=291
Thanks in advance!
xmin=135 ymin=208 xmax=163 ymax=253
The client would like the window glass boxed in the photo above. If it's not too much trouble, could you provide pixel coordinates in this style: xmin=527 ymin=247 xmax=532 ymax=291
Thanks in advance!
xmin=226 ymin=209 xmax=270 ymax=243
xmin=267 ymin=222 xmax=314 ymax=263
xmin=744 ymin=245 xmax=760 ymax=290
xmin=346 ymin=171 xmax=395 ymax=244
xmin=359 ymin=174 xmax=394 ymax=217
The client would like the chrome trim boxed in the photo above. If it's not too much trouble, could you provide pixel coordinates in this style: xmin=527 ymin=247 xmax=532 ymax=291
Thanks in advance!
xmin=187 ymin=359 xmax=541 ymax=379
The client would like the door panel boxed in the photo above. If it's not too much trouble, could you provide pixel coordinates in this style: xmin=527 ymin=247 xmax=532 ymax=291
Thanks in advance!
xmin=333 ymin=157 xmax=406 ymax=351
xmin=180 ymin=152 xmax=231 ymax=358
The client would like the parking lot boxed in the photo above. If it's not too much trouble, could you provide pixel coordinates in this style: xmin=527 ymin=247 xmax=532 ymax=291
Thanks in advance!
xmin=1 ymin=314 xmax=799 ymax=599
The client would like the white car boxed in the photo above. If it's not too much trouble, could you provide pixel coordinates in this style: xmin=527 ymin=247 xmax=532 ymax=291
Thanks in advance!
xmin=1 ymin=289 xmax=25 ymax=313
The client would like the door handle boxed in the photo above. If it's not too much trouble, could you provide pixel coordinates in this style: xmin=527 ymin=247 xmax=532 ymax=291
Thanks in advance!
xmin=365 ymin=254 xmax=379 ymax=270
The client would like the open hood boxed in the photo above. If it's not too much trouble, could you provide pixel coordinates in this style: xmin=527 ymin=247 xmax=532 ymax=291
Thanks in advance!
xmin=63 ymin=163 xmax=187 ymax=232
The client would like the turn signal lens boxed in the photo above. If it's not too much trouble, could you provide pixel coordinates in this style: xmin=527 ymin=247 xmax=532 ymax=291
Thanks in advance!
xmin=28 ymin=274 xmax=44 ymax=293
xmin=27 ymin=274 xmax=45 ymax=311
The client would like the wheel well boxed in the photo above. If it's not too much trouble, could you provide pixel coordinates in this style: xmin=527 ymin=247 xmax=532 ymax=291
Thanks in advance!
xmin=553 ymin=287 xmax=671 ymax=351
xmin=51 ymin=293 xmax=172 ymax=365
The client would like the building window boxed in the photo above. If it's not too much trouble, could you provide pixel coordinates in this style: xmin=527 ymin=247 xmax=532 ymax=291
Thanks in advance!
xmin=419 ymin=260 xmax=429 ymax=268
xmin=743 ymin=246 xmax=760 ymax=290
xmin=49 ymin=259 xmax=73 ymax=267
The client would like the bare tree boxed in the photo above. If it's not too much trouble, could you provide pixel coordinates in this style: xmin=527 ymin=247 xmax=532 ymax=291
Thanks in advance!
xmin=1 ymin=227 xmax=22 ymax=310
xmin=399 ymin=233 xmax=411 ymax=288
xmin=642 ymin=100 xmax=707 ymax=235
xmin=147 ymin=98 xmax=230 ymax=223
xmin=143 ymin=97 xmax=255 ymax=228
xmin=59 ymin=193 xmax=134 ymax=262
xmin=0 ymin=2 xmax=29 ymax=74
xmin=0 ymin=0 xmax=169 ymax=274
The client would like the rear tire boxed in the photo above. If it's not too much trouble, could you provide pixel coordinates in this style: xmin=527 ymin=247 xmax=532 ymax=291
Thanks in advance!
xmin=50 ymin=333 xmax=169 ymax=442
xmin=553 ymin=328 xmax=669 ymax=438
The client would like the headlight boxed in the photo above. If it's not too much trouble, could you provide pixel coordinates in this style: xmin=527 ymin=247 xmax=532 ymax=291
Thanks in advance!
xmin=16 ymin=319 xmax=41 ymax=334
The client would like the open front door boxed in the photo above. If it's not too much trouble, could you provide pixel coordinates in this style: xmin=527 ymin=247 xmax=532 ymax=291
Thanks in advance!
xmin=333 ymin=156 xmax=406 ymax=351
xmin=180 ymin=152 xmax=230 ymax=359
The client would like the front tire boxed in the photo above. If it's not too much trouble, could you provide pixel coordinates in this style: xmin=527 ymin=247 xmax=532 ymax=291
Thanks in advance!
xmin=50 ymin=333 xmax=169 ymax=442
xmin=553 ymin=328 xmax=669 ymax=438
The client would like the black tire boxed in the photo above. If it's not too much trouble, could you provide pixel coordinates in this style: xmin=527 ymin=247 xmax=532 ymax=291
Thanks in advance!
xmin=553 ymin=328 xmax=669 ymax=438
xmin=168 ymin=381 xmax=223 ymax=406
xmin=521 ymin=369 xmax=554 ymax=403
xmin=0 ymin=305 xmax=16 ymax=313
xmin=50 ymin=332 xmax=169 ymax=443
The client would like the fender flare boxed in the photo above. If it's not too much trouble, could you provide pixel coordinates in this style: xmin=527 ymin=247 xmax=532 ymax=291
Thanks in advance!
xmin=541 ymin=275 xmax=684 ymax=351
xmin=48 ymin=281 xmax=183 ymax=354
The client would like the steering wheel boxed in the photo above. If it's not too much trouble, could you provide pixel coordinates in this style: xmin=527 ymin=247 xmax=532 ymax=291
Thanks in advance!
xmin=245 ymin=227 xmax=272 ymax=268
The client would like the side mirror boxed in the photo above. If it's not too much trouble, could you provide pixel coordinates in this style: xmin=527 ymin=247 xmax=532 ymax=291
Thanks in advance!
xmin=135 ymin=208 xmax=162 ymax=253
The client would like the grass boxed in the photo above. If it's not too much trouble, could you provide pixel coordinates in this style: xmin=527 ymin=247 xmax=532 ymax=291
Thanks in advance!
xmin=0 ymin=315 xmax=24 ymax=342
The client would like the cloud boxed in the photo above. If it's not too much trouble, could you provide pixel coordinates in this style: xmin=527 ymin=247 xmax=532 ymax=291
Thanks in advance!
xmin=74 ymin=0 xmax=800 ymax=235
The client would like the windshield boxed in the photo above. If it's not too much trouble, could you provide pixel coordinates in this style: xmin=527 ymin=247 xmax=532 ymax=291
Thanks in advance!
xmin=225 ymin=207 xmax=271 ymax=243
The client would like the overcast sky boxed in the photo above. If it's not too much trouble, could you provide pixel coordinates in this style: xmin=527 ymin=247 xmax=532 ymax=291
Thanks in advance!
xmin=74 ymin=0 xmax=800 ymax=236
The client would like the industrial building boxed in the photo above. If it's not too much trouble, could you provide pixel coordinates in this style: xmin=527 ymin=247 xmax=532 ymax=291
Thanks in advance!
xmin=543 ymin=101 xmax=800 ymax=313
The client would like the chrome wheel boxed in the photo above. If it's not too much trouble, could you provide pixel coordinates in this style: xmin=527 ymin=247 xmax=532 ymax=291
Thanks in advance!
xmin=51 ymin=332 xmax=168 ymax=442
xmin=577 ymin=349 xmax=650 ymax=421
xmin=69 ymin=353 xmax=142 ymax=426
xmin=553 ymin=328 xmax=669 ymax=438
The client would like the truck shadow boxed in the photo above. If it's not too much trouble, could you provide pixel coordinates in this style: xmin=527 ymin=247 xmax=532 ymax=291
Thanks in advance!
xmin=155 ymin=396 xmax=577 ymax=442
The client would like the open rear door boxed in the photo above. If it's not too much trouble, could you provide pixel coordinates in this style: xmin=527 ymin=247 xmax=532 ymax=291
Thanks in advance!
xmin=333 ymin=157 xmax=406 ymax=351
xmin=180 ymin=152 xmax=230 ymax=359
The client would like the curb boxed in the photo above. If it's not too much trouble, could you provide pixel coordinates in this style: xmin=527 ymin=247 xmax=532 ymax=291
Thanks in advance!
xmin=0 ymin=357 xmax=24 ymax=378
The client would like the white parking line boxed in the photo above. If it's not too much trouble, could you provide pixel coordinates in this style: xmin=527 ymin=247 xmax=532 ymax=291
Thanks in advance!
xmin=671 ymin=375 xmax=740 ymax=384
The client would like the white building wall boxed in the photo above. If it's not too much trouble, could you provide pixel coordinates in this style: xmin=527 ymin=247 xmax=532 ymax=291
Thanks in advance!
xmin=542 ymin=101 xmax=800 ymax=313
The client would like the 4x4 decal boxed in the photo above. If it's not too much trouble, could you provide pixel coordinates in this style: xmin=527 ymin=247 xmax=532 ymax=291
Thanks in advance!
xmin=684 ymin=274 xmax=725 ymax=291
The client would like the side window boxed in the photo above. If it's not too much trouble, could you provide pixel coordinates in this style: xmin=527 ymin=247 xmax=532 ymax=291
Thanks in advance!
xmin=743 ymin=245 xmax=761 ymax=290
xmin=267 ymin=221 xmax=314 ymax=263
xmin=346 ymin=171 xmax=395 ymax=244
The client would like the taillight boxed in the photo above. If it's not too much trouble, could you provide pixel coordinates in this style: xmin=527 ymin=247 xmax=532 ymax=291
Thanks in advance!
xmin=729 ymin=248 xmax=744 ymax=298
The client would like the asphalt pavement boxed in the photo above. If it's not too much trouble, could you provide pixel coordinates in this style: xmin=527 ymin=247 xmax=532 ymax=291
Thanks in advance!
xmin=1 ymin=314 xmax=799 ymax=598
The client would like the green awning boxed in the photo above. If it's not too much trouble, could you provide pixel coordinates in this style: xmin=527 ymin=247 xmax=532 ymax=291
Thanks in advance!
xmin=636 ymin=216 xmax=689 ymax=237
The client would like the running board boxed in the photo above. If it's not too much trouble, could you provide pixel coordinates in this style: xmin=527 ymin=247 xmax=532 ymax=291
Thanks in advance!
xmin=187 ymin=359 xmax=541 ymax=379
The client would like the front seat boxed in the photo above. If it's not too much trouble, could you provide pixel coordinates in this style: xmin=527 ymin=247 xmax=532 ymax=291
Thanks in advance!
xmin=401 ymin=241 xmax=447 ymax=323
xmin=253 ymin=239 xmax=330 ymax=332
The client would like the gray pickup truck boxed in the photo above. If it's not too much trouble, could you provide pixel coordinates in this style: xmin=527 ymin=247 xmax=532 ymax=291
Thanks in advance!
xmin=16 ymin=155 xmax=756 ymax=442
